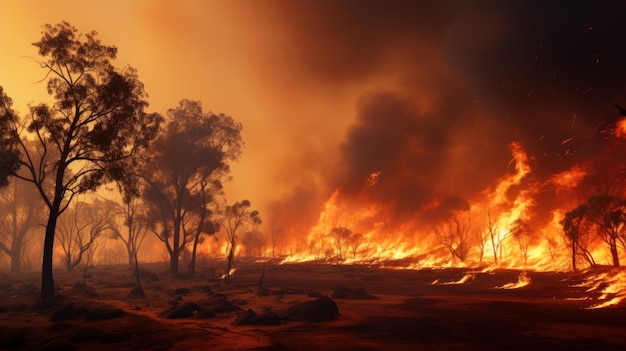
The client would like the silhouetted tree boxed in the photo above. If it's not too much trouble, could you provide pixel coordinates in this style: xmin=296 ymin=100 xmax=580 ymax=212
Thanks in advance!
xmin=330 ymin=227 xmax=352 ymax=261
xmin=347 ymin=232 xmax=364 ymax=259
xmin=0 ymin=180 xmax=46 ymax=273
xmin=186 ymin=179 xmax=220 ymax=276
xmin=483 ymin=209 xmax=505 ymax=264
xmin=220 ymin=200 xmax=261 ymax=284
xmin=57 ymin=199 xmax=114 ymax=272
xmin=584 ymin=193 xmax=626 ymax=267
xmin=561 ymin=205 xmax=588 ymax=271
xmin=110 ymin=182 xmax=148 ymax=268
xmin=0 ymin=22 xmax=162 ymax=300
xmin=268 ymin=226 xmax=284 ymax=258
xmin=434 ymin=211 xmax=471 ymax=262
xmin=0 ymin=87 xmax=20 ymax=186
xmin=509 ymin=218 xmax=534 ymax=266
xmin=142 ymin=100 xmax=242 ymax=274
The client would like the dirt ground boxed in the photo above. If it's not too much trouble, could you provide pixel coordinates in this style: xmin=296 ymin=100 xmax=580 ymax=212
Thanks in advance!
xmin=1 ymin=260 xmax=625 ymax=350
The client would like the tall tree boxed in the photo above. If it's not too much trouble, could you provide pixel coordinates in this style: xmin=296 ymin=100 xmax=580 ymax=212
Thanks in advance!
xmin=0 ymin=22 xmax=162 ymax=300
xmin=0 ymin=179 xmax=46 ymax=273
xmin=584 ymin=193 xmax=626 ymax=267
xmin=220 ymin=200 xmax=261 ymax=284
xmin=0 ymin=86 xmax=20 ymax=186
xmin=143 ymin=99 xmax=242 ymax=274
xmin=110 ymin=174 xmax=149 ymax=268
xmin=509 ymin=218 xmax=534 ymax=267
xmin=561 ymin=204 xmax=588 ymax=271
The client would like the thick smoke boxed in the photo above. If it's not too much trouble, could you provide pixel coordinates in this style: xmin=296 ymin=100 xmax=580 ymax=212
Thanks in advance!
xmin=266 ymin=0 xmax=626 ymax=239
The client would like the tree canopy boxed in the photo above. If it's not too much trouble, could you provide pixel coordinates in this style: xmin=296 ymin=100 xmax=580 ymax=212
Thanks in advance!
xmin=143 ymin=99 xmax=243 ymax=273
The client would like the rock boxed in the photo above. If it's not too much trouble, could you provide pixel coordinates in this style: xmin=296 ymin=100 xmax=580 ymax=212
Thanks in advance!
xmin=232 ymin=309 xmax=257 ymax=326
xmin=307 ymin=291 xmax=323 ymax=298
xmin=331 ymin=287 xmax=377 ymax=300
xmin=159 ymin=302 xmax=203 ymax=319
xmin=254 ymin=311 xmax=281 ymax=325
xmin=128 ymin=286 xmax=146 ymax=299
xmin=84 ymin=307 xmax=124 ymax=321
xmin=204 ymin=297 xmax=242 ymax=313
xmin=233 ymin=309 xmax=281 ymax=326
xmin=49 ymin=304 xmax=78 ymax=321
xmin=281 ymin=297 xmax=339 ymax=322
xmin=101 ymin=330 xmax=131 ymax=343
xmin=194 ymin=310 xmax=215 ymax=319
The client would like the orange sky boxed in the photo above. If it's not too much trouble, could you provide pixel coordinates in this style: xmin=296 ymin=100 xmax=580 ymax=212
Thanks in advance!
xmin=3 ymin=1 xmax=626 ymax=244
xmin=0 ymin=1 xmax=373 ymax=225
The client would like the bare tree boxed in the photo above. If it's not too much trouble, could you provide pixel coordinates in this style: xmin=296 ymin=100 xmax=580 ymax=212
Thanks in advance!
xmin=348 ymin=232 xmax=364 ymax=259
xmin=509 ymin=218 xmax=534 ymax=266
xmin=330 ymin=227 xmax=352 ymax=262
xmin=220 ymin=200 xmax=261 ymax=284
xmin=483 ymin=209 xmax=505 ymax=264
xmin=434 ymin=211 xmax=471 ymax=262
xmin=57 ymin=199 xmax=114 ymax=272
xmin=268 ymin=226 xmax=284 ymax=258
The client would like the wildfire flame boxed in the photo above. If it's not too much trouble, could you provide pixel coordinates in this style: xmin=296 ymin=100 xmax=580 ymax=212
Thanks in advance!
xmin=275 ymin=140 xmax=624 ymax=308
xmin=495 ymin=271 xmax=531 ymax=289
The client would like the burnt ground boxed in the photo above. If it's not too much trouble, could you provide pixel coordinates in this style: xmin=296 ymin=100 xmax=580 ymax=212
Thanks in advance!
xmin=0 ymin=260 xmax=625 ymax=350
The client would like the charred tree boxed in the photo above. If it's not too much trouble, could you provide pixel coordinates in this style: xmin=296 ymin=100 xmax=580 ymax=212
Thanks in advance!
xmin=220 ymin=200 xmax=261 ymax=284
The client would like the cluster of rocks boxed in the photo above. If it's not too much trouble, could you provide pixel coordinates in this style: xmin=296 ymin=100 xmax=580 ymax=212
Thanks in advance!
xmin=159 ymin=284 xmax=346 ymax=326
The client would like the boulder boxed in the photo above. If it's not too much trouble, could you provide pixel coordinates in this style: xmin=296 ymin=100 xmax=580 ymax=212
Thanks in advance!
xmin=84 ymin=307 xmax=124 ymax=321
xmin=281 ymin=297 xmax=339 ymax=322
xmin=49 ymin=303 xmax=78 ymax=321
xmin=159 ymin=302 xmax=203 ymax=319
xmin=233 ymin=309 xmax=281 ymax=326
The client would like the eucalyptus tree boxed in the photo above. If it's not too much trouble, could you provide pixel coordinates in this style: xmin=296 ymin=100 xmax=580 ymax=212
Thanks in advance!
xmin=0 ymin=179 xmax=46 ymax=273
xmin=143 ymin=99 xmax=242 ymax=274
xmin=0 ymin=87 xmax=20 ymax=186
xmin=220 ymin=200 xmax=261 ymax=284
xmin=0 ymin=22 xmax=162 ymax=300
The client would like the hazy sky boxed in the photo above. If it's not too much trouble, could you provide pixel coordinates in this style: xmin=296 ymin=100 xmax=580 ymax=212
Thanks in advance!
xmin=2 ymin=1 xmax=626 ymax=239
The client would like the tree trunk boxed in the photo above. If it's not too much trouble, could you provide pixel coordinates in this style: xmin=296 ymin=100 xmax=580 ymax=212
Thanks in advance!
xmin=571 ymin=240 xmax=577 ymax=271
xmin=170 ymin=249 xmax=179 ymax=273
xmin=189 ymin=235 xmax=199 ymax=277
xmin=126 ymin=241 xmax=134 ymax=267
xmin=225 ymin=242 xmax=235 ymax=284
xmin=10 ymin=242 xmax=21 ymax=274
xmin=610 ymin=239 xmax=620 ymax=267
xmin=41 ymin=215 xmax=58 ymax=300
